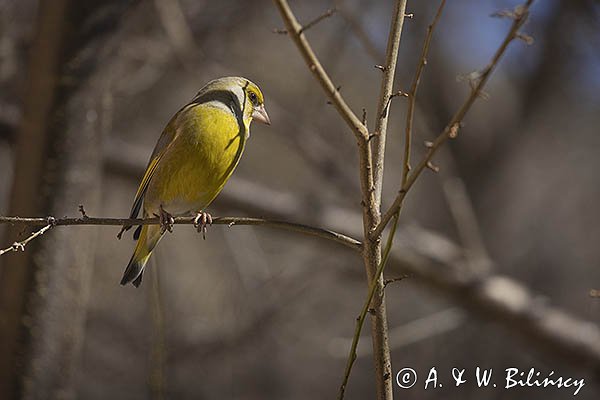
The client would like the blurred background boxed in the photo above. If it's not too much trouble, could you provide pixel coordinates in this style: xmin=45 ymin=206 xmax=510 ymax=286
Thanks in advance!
xmin=1 ymin=0 xmax=599 ymax=399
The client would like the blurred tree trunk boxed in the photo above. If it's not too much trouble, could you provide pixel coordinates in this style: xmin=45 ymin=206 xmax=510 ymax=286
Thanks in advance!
xmin=0 ymin=1 xmax=133 ymax=398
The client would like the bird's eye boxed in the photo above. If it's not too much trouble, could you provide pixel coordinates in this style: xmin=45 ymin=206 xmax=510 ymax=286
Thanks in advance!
xmin=249 ymin=91 xmax=259 ymax=106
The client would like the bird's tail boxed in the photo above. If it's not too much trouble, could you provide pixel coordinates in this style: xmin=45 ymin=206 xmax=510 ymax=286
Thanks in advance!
xmin=120 ymin=225 xmax=163 ymax=287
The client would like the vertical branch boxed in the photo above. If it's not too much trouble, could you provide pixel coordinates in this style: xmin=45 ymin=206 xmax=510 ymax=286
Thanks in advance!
xmin=273 ymin=1 xmax=409 ymax=399
xmin=354 ymin=2 xmax=408 ymax=399
xmin=340 ymin=2 xmax=447 ymax=398
xmin=371 ymin=0 xmax=408 ymax=206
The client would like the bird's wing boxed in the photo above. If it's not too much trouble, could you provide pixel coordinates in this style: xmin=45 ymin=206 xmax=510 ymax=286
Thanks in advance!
xmin=128 ymin=107 xmax=189 ymax=219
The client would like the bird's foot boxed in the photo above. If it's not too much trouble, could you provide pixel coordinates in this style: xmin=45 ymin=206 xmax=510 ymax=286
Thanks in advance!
xmin=154 ymin=205 xmax=174 ymax=234
xmin=193 ymin=211 xmax=213 ymax=240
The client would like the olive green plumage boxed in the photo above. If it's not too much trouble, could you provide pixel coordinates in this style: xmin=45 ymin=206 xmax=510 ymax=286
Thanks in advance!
xmin=120 ymin=77 xmax=270 ymax=287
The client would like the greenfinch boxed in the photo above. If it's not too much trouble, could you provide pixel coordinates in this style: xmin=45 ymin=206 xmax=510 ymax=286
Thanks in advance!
xmin=119 ymin=77 xmax=270 ymax=287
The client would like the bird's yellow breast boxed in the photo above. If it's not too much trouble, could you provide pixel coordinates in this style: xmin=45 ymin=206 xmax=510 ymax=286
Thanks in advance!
xmin=144 ymin=103 xmax=246 ymax=214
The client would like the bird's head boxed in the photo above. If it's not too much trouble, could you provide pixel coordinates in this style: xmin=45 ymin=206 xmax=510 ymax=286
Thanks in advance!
xmin=195 ymin=76 xmax=270 ymax=129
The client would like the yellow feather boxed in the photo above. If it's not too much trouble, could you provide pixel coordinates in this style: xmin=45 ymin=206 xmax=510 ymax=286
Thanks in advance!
xmin=143 ymin=103 xmax=246 ymax=214
xmin=121 ymin=76 xmax=268 ymax=287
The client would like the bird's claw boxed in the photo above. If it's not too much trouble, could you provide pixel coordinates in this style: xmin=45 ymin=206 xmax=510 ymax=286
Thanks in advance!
xmin=193 ymin=211 xmax=212 ymax=240
xmin=154 ymin=205 xmax=174 ymax=234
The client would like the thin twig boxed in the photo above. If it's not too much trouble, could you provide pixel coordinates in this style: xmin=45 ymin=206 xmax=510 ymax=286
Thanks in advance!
xmin=301 ymin=7 xmax=337 ymax=34
xmin=371 ymin=0 xmax=408 ymax=207
xmin=402 ymin=0 xmax=446 ymax=187
xmin=0 ymin=215 xmax=361 ymax=252
xmin=273 ymin=0 xmax=368 ymax=141
xmin=273 ymin=7 xmax=337 ymax=35
xmin=347 ymin=1 xmax=409 ymax=399
xmin=0 ymin=222 xmax=54 ymax=256
xmin=338 ymin=212 xmax=400 ymax=399
xmin=373 ymin=0 xmax=535 ymax=239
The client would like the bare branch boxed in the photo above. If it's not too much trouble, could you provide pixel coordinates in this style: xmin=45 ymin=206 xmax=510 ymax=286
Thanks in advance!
xmin=273 ymin=7 xmax=337 ymax=35
xmin=0 ymin=215 xmax=361 ymax=252
xmin=338 ymin=1 xmax=409 ymax=399
xmin=0 ymin=222 xmax=54 ymax=256
xmin=273 ymin=0 xmax=368 ymax=141
xmin=373 ymin=0 xmax=535 ymax=239
xmin=402 ymin=0 xmax=446 ymax=187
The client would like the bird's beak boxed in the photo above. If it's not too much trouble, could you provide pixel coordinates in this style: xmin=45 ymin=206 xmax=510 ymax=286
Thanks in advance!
xmin=252 ymin=104 xmax=271 ymax=125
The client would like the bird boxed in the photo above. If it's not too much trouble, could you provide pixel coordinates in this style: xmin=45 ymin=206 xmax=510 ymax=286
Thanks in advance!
xmin=118 ymin=76 xmax=270 ymax=287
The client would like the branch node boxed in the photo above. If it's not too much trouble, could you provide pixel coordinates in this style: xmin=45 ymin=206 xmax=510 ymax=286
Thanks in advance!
xmin=46 ymin=216 xmax=56 ymax=227
xmin=298 ymin=7 xmax=337 ymax=35
xmin=424 ymin=140 xmax=434 ymax=148
xmin=426 ymin=161 xmax=440 ymax=173
xmin=374 ymin=64 xmax=386 ymax=72
xmin=449 ymin=122 xmax=460 ymax=139
xmin=404 ymin=13 xmax=414 ymax=19
xmin=516 ymin=32 xmax=534 ymax=45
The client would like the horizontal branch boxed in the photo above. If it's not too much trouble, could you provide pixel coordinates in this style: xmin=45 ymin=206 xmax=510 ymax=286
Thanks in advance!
xmin=3 ymin=121 xmax=599 ymax=378
xmin=0 ymin=215 xmax=361 ymax=252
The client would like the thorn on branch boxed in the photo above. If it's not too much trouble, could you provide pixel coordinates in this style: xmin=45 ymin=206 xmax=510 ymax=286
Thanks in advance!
xmin=457 ymin=70 xmax=482 ymax=90
xmin=491 ymin=4 xmax=528 ymax=21
xmin=426 ymin=161 xmax=440 ymax=173
xmin=78 ymin=204 xmax=88 ymax=219
xmin=380 ymin=90 xmax=408 ymax=118
xmin=515 ymin=32 xmax=534 ymax=45
xmin=404 ymin=13 xmax=414 ymax=19
xmin=275 ymin=7 xmax=337 ymax=35
xmin=383 ymin=274 xmax=411 ymax=289
xmin=374 ymin=65 xmax=386 ymax=72
xmin=491 ymin=9 xmax=517 ymax=19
